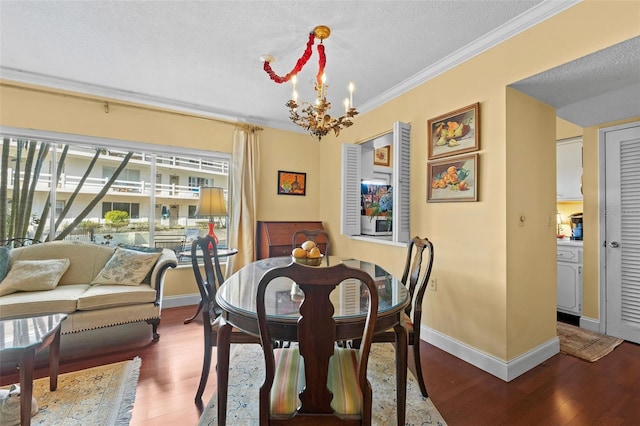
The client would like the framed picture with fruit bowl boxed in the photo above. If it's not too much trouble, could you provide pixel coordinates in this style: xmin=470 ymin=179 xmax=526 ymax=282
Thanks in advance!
xmin=427 ymin=153 xmax=478 ymax=203
xmin=277 ymin=170 xmax=306 ymax=195
xmin=428 ymin=102 xmax=479 ymax=160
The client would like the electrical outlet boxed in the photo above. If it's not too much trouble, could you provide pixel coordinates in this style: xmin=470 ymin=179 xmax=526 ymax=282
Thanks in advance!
xmin=428 ymin=278 xmax=437 ymax=291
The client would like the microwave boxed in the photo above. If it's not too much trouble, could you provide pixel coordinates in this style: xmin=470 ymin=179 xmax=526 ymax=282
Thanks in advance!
xmin=361 ymin=215 xmax=392 ymax=236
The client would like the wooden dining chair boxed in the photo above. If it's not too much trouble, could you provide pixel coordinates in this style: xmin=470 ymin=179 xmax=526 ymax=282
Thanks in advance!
xmin=191 ymin=234 xmax=260 ymax=403
xmin=384 ymin=236 xmax=434 ymax=397
xmin=256 ymin=262 xmax=379 ymax=425
xmin=292 ymin=229 xmax=331 ymax=264
xmin=352 ymin=236 xmax=434 ymax=397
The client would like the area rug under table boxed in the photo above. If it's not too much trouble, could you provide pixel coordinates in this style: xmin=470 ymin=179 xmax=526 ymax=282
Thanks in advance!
xmin=8 ymin=357 xmax=141 ymax=425
xmin=199 ymin=343 xmax=447 ymax=426
xmin=557 ymin=322 xmax=624 ymax=362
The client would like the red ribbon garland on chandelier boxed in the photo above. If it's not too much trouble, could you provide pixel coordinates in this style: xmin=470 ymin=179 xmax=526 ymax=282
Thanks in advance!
xmin=262 ymin=31 xmax=327 ymax=89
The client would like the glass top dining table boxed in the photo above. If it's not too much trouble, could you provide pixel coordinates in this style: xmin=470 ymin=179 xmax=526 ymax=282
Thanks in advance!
xmin=217 ymin=256 xmax=409 ymax=322
xmin=214 ymin=256 xmax=410 ymax=425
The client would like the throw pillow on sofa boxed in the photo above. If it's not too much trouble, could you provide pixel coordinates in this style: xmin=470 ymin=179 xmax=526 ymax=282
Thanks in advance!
xmin=0 ymin=258 xmax=70 ymax=296
xmin=91 ymin=247 xmax=162 ymax=286
xmin=117 ymin=244 xmax=162 ymax=284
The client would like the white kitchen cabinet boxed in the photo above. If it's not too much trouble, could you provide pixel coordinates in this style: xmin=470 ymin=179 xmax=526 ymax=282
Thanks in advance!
xmin=557 ymin=137 xmax=583 ymax=200
xmin=557 ymin=241 xmax=582 ymax=315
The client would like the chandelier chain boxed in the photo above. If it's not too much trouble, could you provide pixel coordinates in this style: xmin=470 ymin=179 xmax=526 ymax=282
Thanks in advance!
xmin=263 ymin=32 xmax=316 ymax=84
xmin=261 ymin=26 xmax=358 ymax=141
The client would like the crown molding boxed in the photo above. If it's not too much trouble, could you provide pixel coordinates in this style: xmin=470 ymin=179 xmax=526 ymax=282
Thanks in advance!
xmin=0 ymin=0 xmax=580 ymax=131
xmin=358 ymin=0 xmax=581 ymax=114
xmin=0 ymin=67 xmax=246 ymax=123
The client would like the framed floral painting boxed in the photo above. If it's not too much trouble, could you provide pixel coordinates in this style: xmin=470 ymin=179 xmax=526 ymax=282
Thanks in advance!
xmin=428 ymin=102 xmax=480 ymax=160
xmin=427 ymin=154 xmax=478 ymax=202
xmin=374 ymin=145 xmax=391 ymax=166
xmin=277 ymin=170 xmax=306 ymax=195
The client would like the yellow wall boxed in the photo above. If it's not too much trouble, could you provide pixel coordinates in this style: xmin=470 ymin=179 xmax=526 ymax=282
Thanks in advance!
xmin=316 ymin=0 xmax=639 ymax=360
xmin=557 ymin=117 xmax=582 ymax=141
xmin=0 ymin=82 xmax=320 ymax=222
xmin=164 ymin=263 xmax=230 ymax=298
xmin=1 ymin=0 xmax=639 ymax=363
xmin=505 ymin=88 xmax=558 ymax=358
xmin=256 ymin=131 xmax=322 ymax=221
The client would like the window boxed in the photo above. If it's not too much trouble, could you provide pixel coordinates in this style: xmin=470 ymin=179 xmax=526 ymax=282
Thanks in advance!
xmin=103 ymin=167 xmax=142 ymax=192
xmin=102 ymin=202 xmax=140 ymax=219
xmin=102 ymin=167 xmax=140 ymax=182
xmin=188 ymin=176 xmax=212 ymax=189
xmin=341 ymin=121 xmax=410 ymax=244
xmin=0 ymin=130 xmax=230 ymax=256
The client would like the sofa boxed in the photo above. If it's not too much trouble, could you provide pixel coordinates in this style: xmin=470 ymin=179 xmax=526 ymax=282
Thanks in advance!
xmin=0 ymin=241 xmax=178 ymax=341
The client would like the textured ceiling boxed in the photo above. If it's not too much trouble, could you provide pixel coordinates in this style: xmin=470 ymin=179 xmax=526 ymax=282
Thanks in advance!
xmin=511 ymin=36 xmax=640 ymax=127
xmin=1 ymin=1 xmax=637 ymax=132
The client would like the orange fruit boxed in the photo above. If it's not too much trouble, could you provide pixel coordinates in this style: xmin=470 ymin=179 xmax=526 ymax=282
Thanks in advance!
xmin=292 ymin=248 xmax=307 ymax=258
xmin=307 ymin=247 xmax=321 ymax=258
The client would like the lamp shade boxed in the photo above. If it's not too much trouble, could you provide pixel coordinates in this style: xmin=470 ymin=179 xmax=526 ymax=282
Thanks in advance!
xmin=195 ymin=187 xmax=227 ymax=217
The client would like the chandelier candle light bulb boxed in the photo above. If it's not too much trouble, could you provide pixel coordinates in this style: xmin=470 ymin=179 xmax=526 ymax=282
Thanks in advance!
xmin=291 ymin=75 xmax=298 ymax=102
xmin=349 ymin=82 xmax=354 ymax=107
xmin=261 ymin=25 xmax=358 ymax=141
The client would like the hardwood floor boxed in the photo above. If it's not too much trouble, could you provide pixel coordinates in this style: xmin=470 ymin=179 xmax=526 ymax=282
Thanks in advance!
xmin=2 ymin=305 xmax=639 ymax=425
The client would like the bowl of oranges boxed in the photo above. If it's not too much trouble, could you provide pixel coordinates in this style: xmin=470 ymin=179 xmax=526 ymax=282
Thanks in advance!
xmin=291 ymin=240 xmax=324 ymax=266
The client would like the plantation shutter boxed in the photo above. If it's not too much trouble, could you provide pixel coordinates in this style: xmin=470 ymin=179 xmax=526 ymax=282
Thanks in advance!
xmin=392 ymin=122 xmax=411 ymax=243
xmin=619 ymin=138 xmax=640 ymax=328
xmin=606 ymin=123 xmax=640 ymax=343
xmin=341 ymin=143 xmax=361 ymax=236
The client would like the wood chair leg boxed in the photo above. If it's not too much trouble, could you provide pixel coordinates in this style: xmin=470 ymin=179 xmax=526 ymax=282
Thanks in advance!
xmin=217 ymin=323 xmax=232 ymax=426
xmin=395 ymin=324 xmax=407 ymax=426
xmin=412 ymin=340 xmax=428 ymax=398
xmin=195 ymin=332 xmax=212 ymax=402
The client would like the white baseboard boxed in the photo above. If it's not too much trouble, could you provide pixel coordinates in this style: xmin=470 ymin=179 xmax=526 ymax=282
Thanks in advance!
xmin=421 ymin=325 xmax=559 ymax=382
xmin=579 ymin=316 xmax=601 ymax=333
xmin=162 ymin=297 xmax=561 ymax=381
xmin=162 ymin=294 xmax=200 ymax=309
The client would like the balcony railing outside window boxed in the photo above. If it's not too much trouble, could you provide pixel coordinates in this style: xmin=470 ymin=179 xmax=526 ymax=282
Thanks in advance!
xmin=2 ymin=138 xmax=229 ymax=258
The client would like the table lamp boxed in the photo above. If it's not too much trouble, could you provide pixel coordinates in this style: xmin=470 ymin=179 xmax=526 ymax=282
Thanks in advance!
xmin=195 ymin=187 xmax=227 ymax=245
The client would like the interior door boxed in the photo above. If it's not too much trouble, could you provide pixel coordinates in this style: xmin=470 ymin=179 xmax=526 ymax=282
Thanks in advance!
xmin=604 ymin=122 xmax=640 ymax=343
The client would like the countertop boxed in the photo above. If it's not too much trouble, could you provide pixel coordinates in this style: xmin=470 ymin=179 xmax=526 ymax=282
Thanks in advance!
xmin=557 ymin=238 xmax=583 ymax=247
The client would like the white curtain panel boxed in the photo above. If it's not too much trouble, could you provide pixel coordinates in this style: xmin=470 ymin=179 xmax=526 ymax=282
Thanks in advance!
xmin=226 ymin=127 xmax=260 ymax=277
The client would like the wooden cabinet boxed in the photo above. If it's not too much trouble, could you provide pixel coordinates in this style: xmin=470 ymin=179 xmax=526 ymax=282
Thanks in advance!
xmin=257 ymin=221 xmax=326 ymax=259
xmin=557 ymin=137 xmax=583 ymax=200
xmin=557 ymin=242 xmax=583 ymax=315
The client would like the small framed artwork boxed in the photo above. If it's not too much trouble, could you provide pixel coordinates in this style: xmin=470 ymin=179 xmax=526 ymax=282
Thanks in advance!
xmin=428 ymin=102 xmax=480 ymax=160
xmin=373 ymin=145 xmax=391 ymax=166
xmin=277 ymin=170 xmax=306 ymax=195
xmin=427 ymin=154 xmax=478 ymax=202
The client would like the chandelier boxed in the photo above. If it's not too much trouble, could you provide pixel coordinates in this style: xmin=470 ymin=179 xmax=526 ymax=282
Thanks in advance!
xmin=261 ymin=25 xmax=358 ymax=141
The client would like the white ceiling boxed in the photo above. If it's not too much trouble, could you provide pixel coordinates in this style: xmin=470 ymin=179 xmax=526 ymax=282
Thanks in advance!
xmin=1 ymin=1 xmax=638 ymax=133
xmin=511 ymin=36 xmax=640 ymax=127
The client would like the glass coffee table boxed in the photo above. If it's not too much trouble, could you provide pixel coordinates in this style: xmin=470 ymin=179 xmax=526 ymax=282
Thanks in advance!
xmin=0 ymin=314 xmax=67 ymax=426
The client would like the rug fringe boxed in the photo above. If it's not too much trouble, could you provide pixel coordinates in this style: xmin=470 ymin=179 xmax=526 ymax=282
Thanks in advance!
xmin=115 ymin=356 xmax=142 ymax=425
